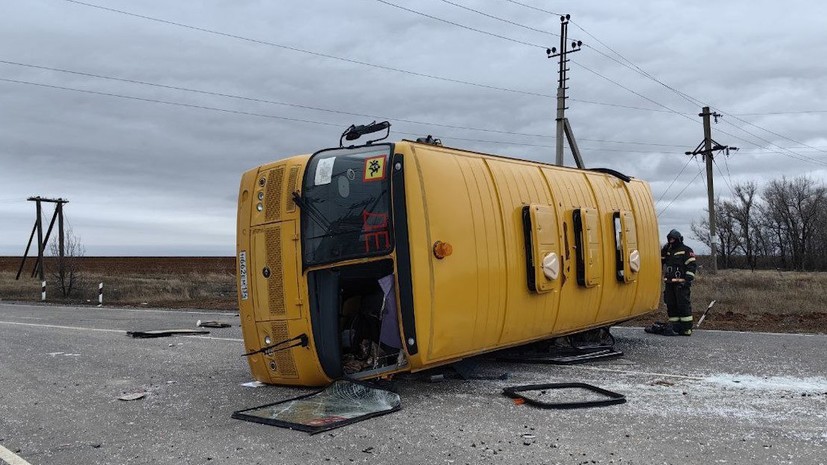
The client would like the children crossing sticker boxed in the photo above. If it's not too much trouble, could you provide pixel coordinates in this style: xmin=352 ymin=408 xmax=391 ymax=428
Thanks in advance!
xmin=363 ymin=155 xmax=386 ymax=182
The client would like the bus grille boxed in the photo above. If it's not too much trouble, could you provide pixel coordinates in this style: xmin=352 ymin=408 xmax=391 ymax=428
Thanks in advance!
xmin=270 ymin=320 xmax=298 ymax=378
xmin=285 ymin=165 xmax=299 ymax=213
xmin=265 ymin=166 xmax=284 ymax=222
xmin=265 ymin=226 xmax=286 ymax=317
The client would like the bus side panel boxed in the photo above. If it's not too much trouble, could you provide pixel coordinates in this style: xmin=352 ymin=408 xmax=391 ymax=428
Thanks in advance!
xmin=585 ymin=173 xmax=638 ymax=323
xmin=400 ymin=146 xmax=435 ymax=367
xmin=541 ymin=169 xmax=603 ymax=333
xmin=456 ymin=157 xmax=508 ymax=352
xmin=413 ymin=148 xmax=486 ymax=359
xmin=486 ymin=160 xmax=559 ymax=346
xmin=625 ymin=180 xmax=661 ymax=315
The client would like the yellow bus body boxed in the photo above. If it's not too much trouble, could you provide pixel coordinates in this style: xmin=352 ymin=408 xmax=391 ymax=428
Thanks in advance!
xmin=236 ymin=140 xmax=660 ymax=386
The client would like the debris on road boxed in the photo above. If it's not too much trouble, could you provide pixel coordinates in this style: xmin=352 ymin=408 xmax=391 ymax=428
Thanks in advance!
xmin=118 ymin=392 xmax=146 ymax=401
xmin=232 ymin=379 xmax=401 ymax=434
xmin=503 ymin=382 xmax=626 ymax=409
xmin=196 ymin=320 xmax=232 ymax=328
xmin=241 ymin=381 xmax=265 ymax=388
xmin=126 ymin=329 xmax=210 ymax=338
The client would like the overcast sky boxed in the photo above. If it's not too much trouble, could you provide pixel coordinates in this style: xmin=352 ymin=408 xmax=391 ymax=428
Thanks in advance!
xmin=2 ymin=0 xmax=826 ymax=256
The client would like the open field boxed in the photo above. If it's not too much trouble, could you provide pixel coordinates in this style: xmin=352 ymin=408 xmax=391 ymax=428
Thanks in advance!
xmin=0 ymin=257 xmax=236 ymax=310
xmin=2 ymin=256 xmax=826 ymax=333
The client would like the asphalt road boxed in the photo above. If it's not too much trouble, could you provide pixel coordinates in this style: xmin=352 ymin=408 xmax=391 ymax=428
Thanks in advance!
xmin=0 ymin=302 xmax=825 ymax=465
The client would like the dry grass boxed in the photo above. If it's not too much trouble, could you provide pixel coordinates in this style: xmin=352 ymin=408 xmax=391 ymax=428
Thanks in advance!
xmin=0 ymin=271 xmax=237 ymax=310
xmin=0 ymin=257 xmax=237 ymax=310
xmin=627 ymin=269 xmax=827 ymax=333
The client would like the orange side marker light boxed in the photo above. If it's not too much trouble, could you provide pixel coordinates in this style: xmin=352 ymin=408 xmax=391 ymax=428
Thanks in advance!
xmin=433 ymin=241 xmax=453 ymax=259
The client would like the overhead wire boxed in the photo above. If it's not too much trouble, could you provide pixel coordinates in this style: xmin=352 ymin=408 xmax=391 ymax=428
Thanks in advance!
xmin=657 ymin=167 xmax=704 ymax=217
xmin=60 ymin=0 xmax=684 ymax=116
xmin=498 ymin=1 xmax=826 ymax=165
xmin=57 ymin=0 xmax=827 ymax=166
xmin=714 ymin=110 xmax=827 ymax=156
xmin=502 ymin=0 xmax=564 ymax=17
xmin=655 ymin=155 xmax=693 ymax=205
xmin=712 ymin=157 xmax=736 ymax=199
xmin=60 ymin=0 xmax=553 ymax=99
xmin=0 ymin=76 xmax=676 ymax=154
xmin=0 ymin=59 xmax=688 ymax=149
xmin=435 ymin=0 xmax=565 ymax=39
xmin=375 ymin=0 xmax=548 ymax=49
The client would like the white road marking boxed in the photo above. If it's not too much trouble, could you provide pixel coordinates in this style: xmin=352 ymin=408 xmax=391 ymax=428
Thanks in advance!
xmin=0 ymin=320 xmax=243 ymax=342
xmin=0 ymin=321 xmax=124 ymax=333
xmin=0 ymin=444 xmax=33 ymax=465
xmin=0 ymin=302 xmax=236 ymax=316
xmin=562 ymin=365 xmax=707 ymax=380
xmin=185 ymin=335 xmax=244 ymax=342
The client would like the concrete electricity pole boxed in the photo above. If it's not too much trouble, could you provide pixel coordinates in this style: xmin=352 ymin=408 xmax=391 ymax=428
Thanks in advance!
xmin=547 ymin=14 xmax=584 ymax=168
xmin=685 ymin=107 xmax=737 ymax=274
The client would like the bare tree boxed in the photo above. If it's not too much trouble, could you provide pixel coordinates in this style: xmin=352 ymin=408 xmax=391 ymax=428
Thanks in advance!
xmin=761 ymin=176 xmax=827 ymax=270
xmin=691 ymin=197 xmax=740 ymax=269
xmin=48 ymin=226 xmax=85 ymax=298
xmin=730 ymin=182 xmax=760 ymax=270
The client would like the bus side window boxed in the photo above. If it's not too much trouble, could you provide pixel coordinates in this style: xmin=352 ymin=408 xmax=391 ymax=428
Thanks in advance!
xmin=613 ymin=212 xmax=624 ymax=282
xmin=573 ymin=208 xmax=602 ymax=288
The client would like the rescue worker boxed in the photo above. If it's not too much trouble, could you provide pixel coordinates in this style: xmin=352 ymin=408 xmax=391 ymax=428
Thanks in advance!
xmin=647 ymin=229 xmax=697 ymax=336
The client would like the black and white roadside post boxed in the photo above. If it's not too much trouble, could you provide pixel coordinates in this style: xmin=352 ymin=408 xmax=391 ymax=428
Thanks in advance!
xmin=98 ymin=282 xmax=104 ymax=307
xmin=41 ymin=280 xmax=46 ymax=301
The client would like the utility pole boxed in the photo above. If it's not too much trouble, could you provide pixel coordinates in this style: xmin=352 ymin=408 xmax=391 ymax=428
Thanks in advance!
xmin=685 ymin=107 xmax=738 ymax=274
xmin=16 ymin=197 xmax=69 ymax=280
xmin=547 ymin=14 xmax=584 ymax=168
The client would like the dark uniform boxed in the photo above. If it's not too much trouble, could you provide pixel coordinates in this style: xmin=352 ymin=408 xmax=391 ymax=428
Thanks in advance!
xmin=661 ymin=229 xmax=697 ymax=335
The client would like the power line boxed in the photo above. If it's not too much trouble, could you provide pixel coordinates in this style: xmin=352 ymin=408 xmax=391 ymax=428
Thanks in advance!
xmin=715 ymin=109 xmax=827 ymax=156
xmin=655 ymin=156 xmax=694 ymax=205
xmin=60 ymin=0 xmax=682 ymax=116
xmin=713 ymin=157 xmax=736 ymax=199
xmin=572 ymin=60 xmax=696 ymax=121
xmin=502 ymin=4 xmax=827 ymax=163
xmin=732 ymin=110 xmax=827 ymax=116
xmin=60 ymin=0 xmax=553 ymax=99
xmin=715 ymin=119 xmax=827 ymax=166
xmin=502 ymin=0 xmax=564 ymax=17
xmin=437 ymin=0 xmax=563 ymax=39
xmin=0 ymin=59 xmax=555 ymax=139
xmin=53 ymin=0 xmax=827 ymax=164
xmin=657 ymin=167 xmax=704 ymax=217
xmin=375 ymin=0 xmax=547 ymax=49
xmin=0 ymin=77 xmax=342 ymax=128
xmin=0 ymin=76 xmax=681 ymax=154
xmin=0 ymin=59 xmax=691 ymax=149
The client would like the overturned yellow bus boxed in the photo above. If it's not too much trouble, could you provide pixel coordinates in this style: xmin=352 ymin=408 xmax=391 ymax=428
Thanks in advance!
xmin=236 ymin=123 xmax=661 ymax=386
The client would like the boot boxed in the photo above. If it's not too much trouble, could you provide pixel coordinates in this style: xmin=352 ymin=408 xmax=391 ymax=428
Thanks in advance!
xmin=645 ymin=322 xmax=677 ymax=336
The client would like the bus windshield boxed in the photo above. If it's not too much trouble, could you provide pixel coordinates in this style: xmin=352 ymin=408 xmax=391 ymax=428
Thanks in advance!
xmin=300 ymin=144 xmax=393 ymax=267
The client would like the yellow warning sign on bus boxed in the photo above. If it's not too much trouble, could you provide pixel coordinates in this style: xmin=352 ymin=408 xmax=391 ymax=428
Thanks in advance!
xmin=363 ymin=155 xmax=386 ymax=182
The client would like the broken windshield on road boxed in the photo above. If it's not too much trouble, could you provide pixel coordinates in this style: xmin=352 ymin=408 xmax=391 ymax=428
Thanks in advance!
xmin=300 ymin=144 xmax=394 ymax=267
